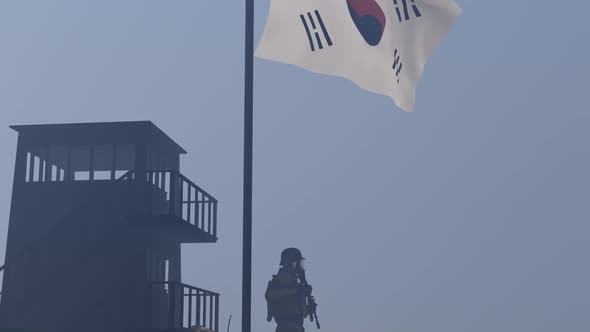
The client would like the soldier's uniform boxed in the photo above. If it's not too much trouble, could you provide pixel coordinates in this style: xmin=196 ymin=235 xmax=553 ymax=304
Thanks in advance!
xmin=265 ymin=248 xmax=309 ymax=332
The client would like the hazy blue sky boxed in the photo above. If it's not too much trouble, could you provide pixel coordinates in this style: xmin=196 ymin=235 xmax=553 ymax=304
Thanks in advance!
xmin=0 ymin=1 xmax=588 ymax=332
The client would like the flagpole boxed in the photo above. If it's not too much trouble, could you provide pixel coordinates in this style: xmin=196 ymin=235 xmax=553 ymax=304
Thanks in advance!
xmin=242 ymin=0 xmax=254 ymax=332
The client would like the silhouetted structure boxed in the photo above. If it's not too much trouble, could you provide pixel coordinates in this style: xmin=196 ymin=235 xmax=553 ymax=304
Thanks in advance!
xmin=0 ymin=121 xmax=220 ymax=332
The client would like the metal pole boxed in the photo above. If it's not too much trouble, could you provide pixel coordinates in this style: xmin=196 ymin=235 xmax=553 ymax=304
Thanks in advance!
xmin=242 ymin=0 xmax=254 ymax=332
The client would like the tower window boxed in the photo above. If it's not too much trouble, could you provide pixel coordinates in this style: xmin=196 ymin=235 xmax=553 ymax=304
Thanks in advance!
xmin=72 ymin=146 xmax=91 ymax=181
xmin=23 ymin=144 xmax=136 ymax=182
xmin=114 ymin=144 xmax=135 ymax=179
xmin=92 ymin=145 xmax=114 ymax=180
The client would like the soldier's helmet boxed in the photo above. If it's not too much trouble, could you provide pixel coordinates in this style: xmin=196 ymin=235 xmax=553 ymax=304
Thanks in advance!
xmin=280 ymin=247 xmax=304 ymax=266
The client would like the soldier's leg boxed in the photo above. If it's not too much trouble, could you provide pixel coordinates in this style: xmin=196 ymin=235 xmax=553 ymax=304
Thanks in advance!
xmin=276 ymin=323 xmax=304 ymax=332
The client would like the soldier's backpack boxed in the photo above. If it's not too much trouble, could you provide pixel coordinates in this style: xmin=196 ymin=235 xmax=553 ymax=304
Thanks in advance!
xmin=265 ymin=278 xmax=275 ymax=322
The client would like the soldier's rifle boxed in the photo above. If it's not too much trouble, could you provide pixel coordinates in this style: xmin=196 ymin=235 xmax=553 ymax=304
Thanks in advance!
xmin=298 ymin=269 xmax=321 ymax=329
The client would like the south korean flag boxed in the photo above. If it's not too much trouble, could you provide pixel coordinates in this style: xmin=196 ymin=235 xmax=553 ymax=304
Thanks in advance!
xmin=256 ymin=0 xmax=461 ymax=112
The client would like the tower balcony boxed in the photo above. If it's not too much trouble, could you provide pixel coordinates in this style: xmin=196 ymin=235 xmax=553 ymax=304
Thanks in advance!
xmin=148 ymin=281 xmax=220 ymax=332
xmin=122 ymin=170 xmax=219 ymax=244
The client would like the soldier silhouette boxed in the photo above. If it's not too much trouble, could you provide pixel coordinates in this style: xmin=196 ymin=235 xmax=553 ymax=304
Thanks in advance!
xmin=265 ymin=248 xmax=319 ymax=332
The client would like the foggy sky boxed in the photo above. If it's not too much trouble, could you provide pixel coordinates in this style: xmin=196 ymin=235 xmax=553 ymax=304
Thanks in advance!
xmin=0 ymin=1 xmax=588 ymax=332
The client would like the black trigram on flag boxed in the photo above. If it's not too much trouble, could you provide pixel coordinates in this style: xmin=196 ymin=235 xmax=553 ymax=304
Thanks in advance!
xmin=392 ymin=49 xmax=403 ymax=83
xmin=393 ymin=0 xmax=422 ymax=22
xmin=300 ymin=10 xmax=334 ymax=52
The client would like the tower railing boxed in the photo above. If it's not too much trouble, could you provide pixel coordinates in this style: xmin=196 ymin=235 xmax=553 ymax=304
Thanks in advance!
xmin=150 ymin=281 xmax=220 ymax=331
xmin=121 ymin=170 xmax=218 ymax=239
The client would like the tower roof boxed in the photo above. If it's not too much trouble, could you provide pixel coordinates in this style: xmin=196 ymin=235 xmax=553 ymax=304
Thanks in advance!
xmin=10 ymin=121 xmax=187 ymax=154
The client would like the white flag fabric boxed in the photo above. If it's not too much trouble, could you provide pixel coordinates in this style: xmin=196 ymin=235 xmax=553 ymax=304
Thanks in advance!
xmin=256 ymin=0 xmax=461 ymax=112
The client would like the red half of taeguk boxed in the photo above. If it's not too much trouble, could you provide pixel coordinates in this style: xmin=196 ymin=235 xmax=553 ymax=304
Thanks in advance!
xmin=347 ymin=0 xmax=387 ymax=46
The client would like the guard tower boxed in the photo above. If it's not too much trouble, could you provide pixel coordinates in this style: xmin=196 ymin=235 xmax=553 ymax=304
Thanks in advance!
xmin=0 ymin=121 xmax=220 ymax=332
